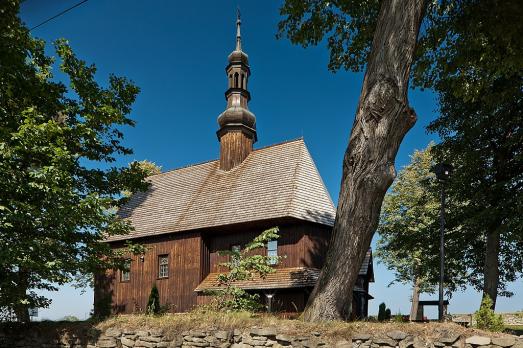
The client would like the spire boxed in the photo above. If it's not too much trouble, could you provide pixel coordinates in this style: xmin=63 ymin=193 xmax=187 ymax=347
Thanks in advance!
xmin=216 ymin=13 xmax=257 ymax=171
xmin=236 ymin=8 xmax=242 ymax=51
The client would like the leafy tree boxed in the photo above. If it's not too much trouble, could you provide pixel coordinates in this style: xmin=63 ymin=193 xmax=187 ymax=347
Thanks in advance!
xmin=0 ymin=1 xmax=149 ymax=322
xmin=278 ymin=0 xmax=522 ymax=317
xmin=205 ymin=227 xmax=281 ymax=312
xmin=279 ymin=0 xmax=427 ymax=321
xmin=122 ymin=160 xmax=161 ymax=197
xmin=422 ymin=0 xmax=523 ymax=309
xmin=146 ymin=284 xmax=161 ymax=315
xmin=376 ymin=145 xmax=468 ymax=319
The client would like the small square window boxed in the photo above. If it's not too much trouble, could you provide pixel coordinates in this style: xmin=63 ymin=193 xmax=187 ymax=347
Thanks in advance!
xmin=121 ymin=259 xmax=131 ymax=282
xmin=158 ymin=255 xmax=169 ymax=278
xmin=267 ymin=240 xmax=278 ymax=265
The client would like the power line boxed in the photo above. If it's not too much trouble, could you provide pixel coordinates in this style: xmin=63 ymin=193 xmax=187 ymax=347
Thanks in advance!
xmin=30 ymin=0 xmax=89 ymax=31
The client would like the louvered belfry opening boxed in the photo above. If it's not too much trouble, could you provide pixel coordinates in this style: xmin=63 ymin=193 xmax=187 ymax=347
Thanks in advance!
xmin=217 ymin=11 xmax=257 ymax=171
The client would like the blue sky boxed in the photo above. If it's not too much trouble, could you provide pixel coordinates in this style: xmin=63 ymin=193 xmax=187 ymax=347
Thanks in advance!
xmin=19 ymin=0 xmax=521 ymax=320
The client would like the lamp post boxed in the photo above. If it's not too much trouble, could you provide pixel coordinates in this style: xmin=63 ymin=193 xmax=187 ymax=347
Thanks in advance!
xmin=431 ymin=162 xmax=453 ymax=322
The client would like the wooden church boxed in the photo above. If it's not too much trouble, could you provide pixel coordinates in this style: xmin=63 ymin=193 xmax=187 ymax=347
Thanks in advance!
xmin=95 ymin=15 xmax=374 ymax=319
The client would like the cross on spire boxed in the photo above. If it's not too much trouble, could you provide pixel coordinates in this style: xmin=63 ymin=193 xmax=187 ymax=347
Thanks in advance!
xmin=236 ymin=8 xmax=242 ymax=51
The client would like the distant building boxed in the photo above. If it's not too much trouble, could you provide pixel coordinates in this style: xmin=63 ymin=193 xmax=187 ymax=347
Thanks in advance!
xmin=95 ymin=14 xmax=373 ymax=319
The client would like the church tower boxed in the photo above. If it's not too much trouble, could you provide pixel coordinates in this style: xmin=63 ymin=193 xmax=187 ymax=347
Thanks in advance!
xmin=217 ymin=12 xmax=257 ymax=171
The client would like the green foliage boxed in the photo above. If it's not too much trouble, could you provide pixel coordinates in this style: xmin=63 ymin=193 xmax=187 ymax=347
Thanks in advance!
xmin=61 ymin=315 xmax=80 ymax=322
xmin=376 ymin=145 xmax=467 ymax=296
xmin=146 ymin=284 xmax=161 ymax=315
xmin=475 ymin=296 xmax=504 ymax=332
xmin=0 ymin=1 xmax=150 ymax=320
xmin=384 ymin=308 xmax=391 ymax=321
xmin=205 ymin=227 xmax=282 ymax=312
xmin=278 ymin=0 xmax=523 ymax=307
xmin=393 ymin=312 xmax=405 ymax=323
xmin=377 ymin=303 xmax=385 ymax=321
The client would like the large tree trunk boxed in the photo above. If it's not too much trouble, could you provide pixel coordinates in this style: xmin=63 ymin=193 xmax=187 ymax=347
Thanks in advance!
xmin=410 ymin=276 xmax=421 ymax=321
xmin=482 ymin=229 xmax=500 ymax=309
xmin=14 ymin=270 xmax=30 ymax=323
xmin=302 ymin=0 xmax=427 ymax=321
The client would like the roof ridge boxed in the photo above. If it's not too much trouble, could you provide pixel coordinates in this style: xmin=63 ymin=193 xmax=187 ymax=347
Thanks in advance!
xmin=144 ymin=138 xmax=305 ymax=180
xmin=253 ymin=137 xmax=304 ymax=152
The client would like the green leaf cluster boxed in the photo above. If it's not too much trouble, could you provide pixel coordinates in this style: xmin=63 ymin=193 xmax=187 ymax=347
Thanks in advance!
xmin=377 ymin=302 xmax=391 ymax=322
xmin=146 ymin=284 xmax=161 ymax=315
xmin=475 ymin=296 xmax=504 ymax=332
xmin=376 ymin=145 xmax=468 ymax=295
xmin=204 ymin=227 xmax=282 ymax=312
xmin=0 ymin=1 xmax=151 ymax=320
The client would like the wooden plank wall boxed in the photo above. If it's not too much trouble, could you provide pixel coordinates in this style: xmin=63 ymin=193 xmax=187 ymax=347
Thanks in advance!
xmin=101 ymin=220 xmax=333 ymax=315
xmin=109 ymin=232 xmax=201 ymax=314
xmin=207 ymin=222 xmax=331 ymax=273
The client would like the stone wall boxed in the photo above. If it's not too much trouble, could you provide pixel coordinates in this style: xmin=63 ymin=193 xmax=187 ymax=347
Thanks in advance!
xmin=1 ymin=326 xmax=523 ymax=348
xmin=451 ymin=313 xmax=523 ymax=327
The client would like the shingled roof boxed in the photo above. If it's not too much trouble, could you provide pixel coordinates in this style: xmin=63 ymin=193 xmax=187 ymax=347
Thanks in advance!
xmin=109 ymin=139 xmax=335 ymax=242
xmin=195 ymin=265 xmax=373 ymax=292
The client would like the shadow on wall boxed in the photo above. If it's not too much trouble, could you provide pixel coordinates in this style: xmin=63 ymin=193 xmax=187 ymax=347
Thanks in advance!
xmin=304 ymin=209 xmax=335 ymax=227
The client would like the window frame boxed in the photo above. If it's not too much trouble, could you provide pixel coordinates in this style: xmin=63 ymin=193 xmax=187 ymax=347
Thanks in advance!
xmin=158 ymin=254 xmax=169 ymax=279
xmin=230 ymin=244 xmax=241 ymax=266
xmin=120 ymin=259 xmax=131 ymax=282
xmin=267 ymin=240 xmax=278 ymax=265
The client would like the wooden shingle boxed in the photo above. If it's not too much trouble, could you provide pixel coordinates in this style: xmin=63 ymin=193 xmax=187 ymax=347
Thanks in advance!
xmin=109 ymin=139 xmax=335 ymax=242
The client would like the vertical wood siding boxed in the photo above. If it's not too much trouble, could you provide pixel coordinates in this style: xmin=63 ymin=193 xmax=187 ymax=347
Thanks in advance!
xmin=109 ymin=232 xmax=201 ymax=314
xmin=100 ymin=220 xmax=335 ymax=315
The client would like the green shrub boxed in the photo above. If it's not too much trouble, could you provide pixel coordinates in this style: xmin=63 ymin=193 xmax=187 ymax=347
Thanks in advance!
xmin=475 ymin=296 xmax=504 ymax=332
xmin=147 ymin=284 xmax=161 ymax=315
xmin=378 ymin=302 xmax=386 ymax=321
xmin=207 ymin=227 xmax=282 ymax=312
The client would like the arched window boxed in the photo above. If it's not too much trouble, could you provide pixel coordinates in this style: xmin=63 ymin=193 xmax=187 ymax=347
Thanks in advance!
xmin=241 ymin=74 xmax=244 ymax=89
xmin=234 ymin=72 xmax=239 ymax=88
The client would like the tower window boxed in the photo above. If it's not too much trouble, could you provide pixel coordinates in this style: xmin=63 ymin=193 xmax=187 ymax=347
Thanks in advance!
xmin=158 ymin=254 xmax=169 ymax=278
xmin=267 ymin=240 xmax=278 ymax=265
xmin=229 ymin=74 xmax=232 ymax=88
xmin=241 ymin=73 xmax=244 ymax=89
xmin=234 ymin=73 xmax=239 ymax=88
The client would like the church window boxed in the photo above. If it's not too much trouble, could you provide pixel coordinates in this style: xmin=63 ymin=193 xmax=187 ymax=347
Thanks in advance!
xmin=267 ymin=240 xmax=278 ymax=265
xmin=158 ymin=255 xmax=169 ymax=278
xmin=234 ymin=72 xmax=239 ymax=87
xmin=231 ymin=244 xmax=241 ymax=266
xmin=241 ymin=73 xmax=244 ymax=88
xmin=120 ymin=259 xmax=131 ymax=282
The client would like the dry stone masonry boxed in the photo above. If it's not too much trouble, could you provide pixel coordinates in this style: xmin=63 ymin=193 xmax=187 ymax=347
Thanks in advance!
xmin=1 ymin=326 xmax=522 ymax=348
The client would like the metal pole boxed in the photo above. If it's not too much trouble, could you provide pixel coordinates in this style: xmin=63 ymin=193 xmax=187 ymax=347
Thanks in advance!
xmin=439 ymin=182 xmax=446 ymax=322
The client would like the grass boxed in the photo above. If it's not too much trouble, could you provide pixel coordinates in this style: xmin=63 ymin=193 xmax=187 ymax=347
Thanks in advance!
xmin=94 ymin=311 xmax=515 ymax=341
xmin=2 ymin=312 xmax=517 ymax=342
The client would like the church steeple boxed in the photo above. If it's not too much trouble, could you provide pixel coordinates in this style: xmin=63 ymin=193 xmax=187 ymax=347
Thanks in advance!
xmin=217 ymin=11 xmax=257 ymax=171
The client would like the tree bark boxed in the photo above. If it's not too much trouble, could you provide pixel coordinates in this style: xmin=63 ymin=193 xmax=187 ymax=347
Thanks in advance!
xmin=410 ymin=276 xmax=421 ymax=321
xmin=482 ymin=229 xmax=500 ymax=309
xmin=302 ymin=0 xmax=427 ymax=321
xmin=13 ymin=270 xmax=30 ymax=323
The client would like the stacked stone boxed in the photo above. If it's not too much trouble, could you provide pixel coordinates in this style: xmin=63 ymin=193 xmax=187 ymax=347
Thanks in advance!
xmin=349 ymin=331 xmax=523 ymax=348
xmin=1 ymin=326 xmax=523 ymax=348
